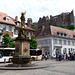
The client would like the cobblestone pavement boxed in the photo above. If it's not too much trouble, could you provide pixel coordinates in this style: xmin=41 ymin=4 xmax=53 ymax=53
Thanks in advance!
xmin=0 ymin=59 xmax=75 ymax=75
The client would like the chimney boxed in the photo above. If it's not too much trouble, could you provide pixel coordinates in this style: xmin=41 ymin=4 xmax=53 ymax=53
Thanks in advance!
xmin=15 ymin=16 xmax=18 ymax=21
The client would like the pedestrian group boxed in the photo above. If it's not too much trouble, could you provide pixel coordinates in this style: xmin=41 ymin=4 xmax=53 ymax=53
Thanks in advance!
xmin=56 ymin=52 xmax=75 ymax=61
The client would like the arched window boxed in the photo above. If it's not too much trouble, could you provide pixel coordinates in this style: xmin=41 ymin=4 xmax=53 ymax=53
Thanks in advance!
xmin=63 ymin=48 xmax=67 ymax=54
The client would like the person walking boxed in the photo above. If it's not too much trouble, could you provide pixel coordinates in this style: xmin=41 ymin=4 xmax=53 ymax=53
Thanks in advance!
xmin=74 ymin=53 xmax=75 ymax=60
xmin=66 ymin=53 xmax=68 ymax=61
xmin=59 ymin=53 xmax=62 ymax=61
xmin=63 ymin=53 xmax=66 ymax=61
xmin=42 ymin=54 xmax=45 ymax=60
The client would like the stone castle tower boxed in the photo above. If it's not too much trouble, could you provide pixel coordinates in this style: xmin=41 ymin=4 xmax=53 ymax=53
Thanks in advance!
xmin=27 ymin=18 xmax=32 ymax=27
xmin=38 ymin=16 xmax=50 ymax=28
xmin=50 ymin=10 xmax=74 ymax=27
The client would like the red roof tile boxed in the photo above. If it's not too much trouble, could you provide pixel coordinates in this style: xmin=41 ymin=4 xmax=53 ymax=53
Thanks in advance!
xmin=51 ymin=26 xmax=75 ymax=39
xmin=0 ymin=12 xmax=15 ymax=25
xmin=35 ymin=26 xmax=50 ymax=38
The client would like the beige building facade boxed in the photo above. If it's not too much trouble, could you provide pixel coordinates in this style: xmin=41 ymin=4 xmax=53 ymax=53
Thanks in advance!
xmin=35 ymin=26 xmax=75 ymax=57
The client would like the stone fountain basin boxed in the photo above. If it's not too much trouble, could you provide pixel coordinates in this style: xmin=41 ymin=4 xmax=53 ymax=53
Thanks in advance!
xmin=11 ymin=55 xmax=32 ymax=64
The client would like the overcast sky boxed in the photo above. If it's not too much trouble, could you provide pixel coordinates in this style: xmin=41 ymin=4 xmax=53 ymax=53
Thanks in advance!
xmin=0 ymin=0 xmax=75 ymax=22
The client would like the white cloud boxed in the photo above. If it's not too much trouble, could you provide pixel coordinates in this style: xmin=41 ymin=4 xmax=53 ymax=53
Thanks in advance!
xmin=0 ymin=0 xmax=75 ymax=22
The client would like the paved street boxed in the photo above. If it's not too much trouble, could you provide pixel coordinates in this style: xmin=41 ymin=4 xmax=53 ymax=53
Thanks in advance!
xmin=0 ymin=59 xmax=75 ymax=75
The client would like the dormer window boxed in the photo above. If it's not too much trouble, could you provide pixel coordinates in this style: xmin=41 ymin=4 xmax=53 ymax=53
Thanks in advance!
xmin=69 ymin=35 xmax=71 ymax=37
xmin=25 ymin=25 xmax=27 ymax=27
xmin=64 ymin=33 xmax=67 ymax=37
xmin=6 ymin=17 xmax=10 ymax=22
xmin=17 ymin=22 xmax=20 ymax=26
xmin=61 ymin=32 xmax=63 ymax=36
xmin=57 ymin=32 xmax=60 ymax=35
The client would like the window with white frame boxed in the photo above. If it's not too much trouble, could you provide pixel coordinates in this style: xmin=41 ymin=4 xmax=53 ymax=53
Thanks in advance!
xmin=74 ymin=41 xmax=75 ymax=46
xmin=64 ymin=40 xmax=66 ymax=45
xmin=49 ymin=39 xmax=51 ymax=44
xmin=46 ymin=39 xmax=49 ymax=44
xmin=59 ymin=39 xmax=62 ymax=44
xmin=72 ymin=41 xmax=74 ymax=45
xmin=16 ymin=30 xmax=18 ymax=34
xmin=3 ymin=25 xmax=6 ymax=31
xmin=9 ymin=26 xmax=12 ymax=32
xmin=45 ymin=40 xmax=47 ymax=44
xmin=38 ymin=41 xmax=40 ymax=45
xmin=54 ymin=39 xmax=57 ymax=44
xmin=0 ymin=24 xmax=3 ymax=28
xmin=6 ymin=17 xmax=10 ymax=22
xmin=42 ymin=40 xmax=45 ymax=45
xmin=68 ymin=41 xmax=70 ymax=45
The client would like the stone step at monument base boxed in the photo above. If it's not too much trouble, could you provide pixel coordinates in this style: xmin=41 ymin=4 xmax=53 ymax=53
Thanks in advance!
xmin=6 ymin=63 xmax=36 ymax=67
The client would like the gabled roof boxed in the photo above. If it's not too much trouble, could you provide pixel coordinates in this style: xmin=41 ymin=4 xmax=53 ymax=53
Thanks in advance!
xmin=35 ymin=26 xmax=51 ymax=38
xmin=50 ymin=26 xmax=75 ymax=39
xmin=0 ymin=12 xmax=35 ymax=31
xmin=0 ymin=12 xmax=15 ymax=25
xmin=35 ymin=25 xmax=75 ymax=39
xmin=15 ymin=25 xmax=35 ymax=31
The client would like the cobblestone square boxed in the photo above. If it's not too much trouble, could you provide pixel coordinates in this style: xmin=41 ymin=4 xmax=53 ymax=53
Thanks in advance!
xmin=0 ymin=59 xmax=75 ymax=75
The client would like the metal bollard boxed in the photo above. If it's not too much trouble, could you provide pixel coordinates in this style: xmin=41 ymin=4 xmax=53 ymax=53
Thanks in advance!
xmin=4 ymin=58 xmax=6 ymax=63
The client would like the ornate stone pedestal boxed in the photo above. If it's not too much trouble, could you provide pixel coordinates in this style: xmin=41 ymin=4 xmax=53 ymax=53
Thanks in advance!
xmin=11 ymin=37 xmax=32 ymax=66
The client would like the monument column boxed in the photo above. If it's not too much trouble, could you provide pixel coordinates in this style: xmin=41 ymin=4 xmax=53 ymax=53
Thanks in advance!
xmin=12 ymin=12 xmax=31 ymax=65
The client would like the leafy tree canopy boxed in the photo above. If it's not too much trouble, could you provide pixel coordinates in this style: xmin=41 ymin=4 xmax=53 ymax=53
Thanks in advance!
xmin=69 ymin=25 xmax=75 ymax=30
xmin=60 ymin=25 xmax=67 ymax=29
xmin=53 ymin=24 xmax=57 ymax=26
xmin=30 ymin=35 xmax=37 ymax=49
xmin=3 ymin=33 xmax=15 ymax=48
xmin=33 ymin=25 xmax=38 ymax=30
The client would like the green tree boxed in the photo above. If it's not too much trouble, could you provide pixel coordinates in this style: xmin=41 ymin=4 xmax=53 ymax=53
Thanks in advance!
xmin=33 ymin=25 xmax=38 ymax=29
xmin=3 ymin=33 xmax=15 ymax=48
xmin=69 ymin=25 xmax=75 ymax=30
xmin=53 ymin=24 xmax=57 ymax=26
xmin=30 ymin=35 xmax=37 ymax=49
xmin=60 ymin=25 xmax=67 ymax=29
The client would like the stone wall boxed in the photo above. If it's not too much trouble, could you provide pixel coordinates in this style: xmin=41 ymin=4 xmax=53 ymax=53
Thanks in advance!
xmin=50 ymin=10 xmax=74 ymax=27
